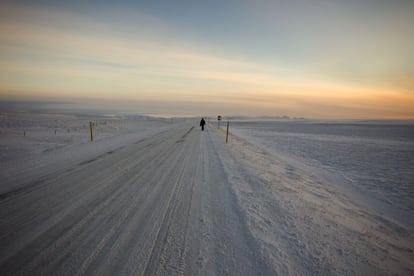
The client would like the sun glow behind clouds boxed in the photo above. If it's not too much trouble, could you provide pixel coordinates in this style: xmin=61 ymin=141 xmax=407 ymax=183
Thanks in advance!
xmin=0 ymin=2 xmax=413 ymax=119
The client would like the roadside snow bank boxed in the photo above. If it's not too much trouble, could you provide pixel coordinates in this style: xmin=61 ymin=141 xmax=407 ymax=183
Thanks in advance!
xmin=210 ymin=124 xmax=414 ymax=275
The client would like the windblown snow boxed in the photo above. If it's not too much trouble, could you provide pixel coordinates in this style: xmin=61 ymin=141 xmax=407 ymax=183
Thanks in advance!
xmin=0 ymin=111 xmax=413 ymax=275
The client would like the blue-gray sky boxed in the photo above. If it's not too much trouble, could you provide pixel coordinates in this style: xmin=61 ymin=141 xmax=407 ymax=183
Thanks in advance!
xmin=1 ymin=0 xmax=413 ymax=118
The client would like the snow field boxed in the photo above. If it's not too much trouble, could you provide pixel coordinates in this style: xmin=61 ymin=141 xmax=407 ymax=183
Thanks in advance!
xmin=212 ymin=121 xmax=414 ymax=275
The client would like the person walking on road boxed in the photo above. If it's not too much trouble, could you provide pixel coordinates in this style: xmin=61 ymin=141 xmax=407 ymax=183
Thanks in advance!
xmin=200 ymin=118 xmax=206 ymax=131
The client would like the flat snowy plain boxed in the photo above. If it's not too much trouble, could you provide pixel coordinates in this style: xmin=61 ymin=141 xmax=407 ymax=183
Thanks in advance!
xmin=0 ymin=109 xmax=413 ymax=275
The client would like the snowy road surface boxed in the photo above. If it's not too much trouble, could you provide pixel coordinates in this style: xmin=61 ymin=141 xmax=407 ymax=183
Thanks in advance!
xmin=1 ymin=120 xmax=413 ymax=275
xmin=0 ymin=122 xmax=270 ymax=275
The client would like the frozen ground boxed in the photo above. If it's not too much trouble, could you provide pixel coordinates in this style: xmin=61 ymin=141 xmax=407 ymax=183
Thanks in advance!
xmin=0 ymin=111 xmax=413 ymax=275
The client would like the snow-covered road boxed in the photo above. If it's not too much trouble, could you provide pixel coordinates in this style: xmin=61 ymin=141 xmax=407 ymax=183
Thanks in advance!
xmin=0 ymin=122 xmax=271 ymax=275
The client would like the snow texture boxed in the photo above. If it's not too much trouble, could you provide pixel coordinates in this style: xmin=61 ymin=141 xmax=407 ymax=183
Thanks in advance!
xmin=0 ymin=112 xmax=413 ymax=275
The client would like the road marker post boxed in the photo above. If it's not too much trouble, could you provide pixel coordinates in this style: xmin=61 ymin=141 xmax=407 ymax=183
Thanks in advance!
xmin=226 ymin=121 xmax=230 ymax=144
xmin=90 ymin=121 xmax=93 ymax=142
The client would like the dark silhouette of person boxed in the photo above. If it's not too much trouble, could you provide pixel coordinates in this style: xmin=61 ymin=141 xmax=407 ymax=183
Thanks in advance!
xmin=200 ymin=118 xmax=206 ymax=131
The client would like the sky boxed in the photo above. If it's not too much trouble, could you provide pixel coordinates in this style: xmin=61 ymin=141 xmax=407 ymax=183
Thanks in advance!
xmin=0 ymin=0 xmax=413 ymax=119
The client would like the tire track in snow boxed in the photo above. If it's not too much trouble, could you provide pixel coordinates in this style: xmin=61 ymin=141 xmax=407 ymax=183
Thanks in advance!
xmin=85 ymin=126 xmax=198 ymax=276
xmin=142 ymin=126 xmax=196 ymax=275
xmin=155 ymin=128 xmax=199 ymax=275
xmin=0 ymin=124 xmax=194 ymax=275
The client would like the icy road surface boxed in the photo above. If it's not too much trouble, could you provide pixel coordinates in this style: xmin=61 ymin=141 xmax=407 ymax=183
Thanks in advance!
xmin=1 ymin=119 xmax=413 ymax=275
xmin=0 ymin=122 xmax=271 ymax=275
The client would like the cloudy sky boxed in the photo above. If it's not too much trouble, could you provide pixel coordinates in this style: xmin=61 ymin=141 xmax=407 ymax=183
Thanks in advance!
xmin=1 ymin=0 xmax=413 ymax=118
